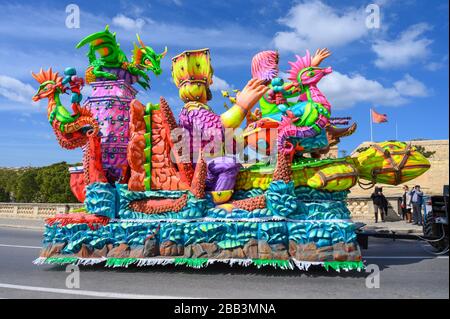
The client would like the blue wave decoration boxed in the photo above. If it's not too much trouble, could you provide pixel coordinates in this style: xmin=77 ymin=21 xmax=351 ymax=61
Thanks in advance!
xmin=84 ymin=182 xmax=117 ymax=218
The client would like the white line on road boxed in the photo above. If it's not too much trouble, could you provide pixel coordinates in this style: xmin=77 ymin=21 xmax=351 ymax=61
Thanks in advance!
xmin=0 ymin=283 xmax=194 ymax=299
xmin=0 ymin=243 xmax=41 ymax=249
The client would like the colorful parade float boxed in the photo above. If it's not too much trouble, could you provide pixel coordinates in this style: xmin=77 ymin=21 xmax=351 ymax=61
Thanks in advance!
xmin=32 ymin=27 xmax=430 ymax=271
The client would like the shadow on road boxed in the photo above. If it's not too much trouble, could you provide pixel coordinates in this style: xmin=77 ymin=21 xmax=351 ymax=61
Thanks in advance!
xmin=361 ymin=237 xmax=448 ymax=271
xmin=42 ymin=262 xmax=368 ymax=279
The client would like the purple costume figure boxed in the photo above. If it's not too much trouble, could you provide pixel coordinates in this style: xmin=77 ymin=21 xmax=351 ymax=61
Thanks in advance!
xmin=178 ymin=105 xmax=242 ymax=192
xmin=172 ymin=49 xmax=268 ymax=201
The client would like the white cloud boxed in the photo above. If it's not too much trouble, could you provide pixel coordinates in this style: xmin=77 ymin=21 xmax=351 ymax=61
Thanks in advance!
xmin=424 ymin=55 xmax=448 ymax=71
xmin=273 ymin=1 xmax=368 ymax=52
xmin=425 ymin=62 xmax=443 ymax=71
xmin=210 ymin=75 xmax=232 ymax=92
xmin=372 ymin=23 xmax=433 ymax=68
xmin=0 ymin=75 xmax=36 ymax=103
xmin=0 ymin=3 xmax=269 ymax=65
xmin=319 ymin=71 xmax=427 ymax=109
xmin=393 ymin=74 xmax=428 ymax=97
xmin=112 ymin=14 xmax=147 ymax=31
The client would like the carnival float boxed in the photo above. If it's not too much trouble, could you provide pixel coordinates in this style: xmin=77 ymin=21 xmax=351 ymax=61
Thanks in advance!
xmin=31 ymin=26 xmax=430 ymax=271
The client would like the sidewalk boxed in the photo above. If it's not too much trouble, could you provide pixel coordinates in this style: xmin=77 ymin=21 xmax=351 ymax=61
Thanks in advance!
xmin=0 ymin=217 xmax=45 ymax=230
xmin=361 ymin=220 xmax=423 ymax=234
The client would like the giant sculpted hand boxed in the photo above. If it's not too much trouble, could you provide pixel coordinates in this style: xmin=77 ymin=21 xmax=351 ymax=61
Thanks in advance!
xmin=221 ymin=78 xmax=269 ymax=129
xmin=236 ymin=78 xmax=270 ymax=112
xmin=311 ymin=48 xmax=331 ymax=67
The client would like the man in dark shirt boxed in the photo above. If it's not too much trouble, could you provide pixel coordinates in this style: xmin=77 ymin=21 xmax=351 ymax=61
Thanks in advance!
xmin=371 ymin=186 xmax=388 ymax=223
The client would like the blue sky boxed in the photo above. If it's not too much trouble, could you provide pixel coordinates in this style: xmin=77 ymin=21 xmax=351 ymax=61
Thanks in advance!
xmin=0 ymin=0 xmax=448 ymax=166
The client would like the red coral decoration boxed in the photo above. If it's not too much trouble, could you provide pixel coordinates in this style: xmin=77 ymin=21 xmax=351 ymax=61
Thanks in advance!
xmin=231 ymin=194 xmax=266 ymax=211
xmin=70 ymin=172 xmax=86 ymax=202
xmin=46 ymin=213 xmax=110 ymax=230
xmin=159 ymin=97 xmax=194 ymax=185
xmin=129 ymin=194 xmax=188 ymax=214
xmin=190 ymin=153 xmax=207 ymax=199
xmin=273 ymin=153 xmax=293 ymax=183
xmin=82 ymin=135 xmax=108 ymax=185
xmin=128 ymin=100 xmax=147 ymax=191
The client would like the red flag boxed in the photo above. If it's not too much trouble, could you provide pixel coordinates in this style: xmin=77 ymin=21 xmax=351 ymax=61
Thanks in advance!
xmin=371 ymin=109 xmax=388 ymax=123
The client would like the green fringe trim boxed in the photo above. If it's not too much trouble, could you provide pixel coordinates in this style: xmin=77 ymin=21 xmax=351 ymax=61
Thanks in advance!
xmin=252 ymin=259 xmax=293 ymax=269
xmin=174 ymin=258 xmax=208 ymax=268
xmin=45 ymin=257 xmax=78 ymax=264
xmin=105 ymin=258 xmax=138 ymax=267
xmin=36 ymin=257 xmax=364 ymax=271
xmin=323 ymin=261 xmax=365 ymax=271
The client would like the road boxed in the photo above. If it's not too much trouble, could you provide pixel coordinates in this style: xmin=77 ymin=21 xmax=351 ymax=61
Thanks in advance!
xmin=0 ymin=226 xmax=448 ymax=299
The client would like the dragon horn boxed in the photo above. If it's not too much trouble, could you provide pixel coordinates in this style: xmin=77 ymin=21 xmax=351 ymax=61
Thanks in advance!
xmin=159 ymin=46 xmax=168 ymax=58
xmin=136 ymin=34 xmax=146 ymax=48
xmin=31 ymin=68 xmax=41 ymax=82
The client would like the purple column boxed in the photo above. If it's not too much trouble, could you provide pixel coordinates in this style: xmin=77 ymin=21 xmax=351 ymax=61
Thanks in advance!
xmin=83 ymin=78 xmax=138 ymax=182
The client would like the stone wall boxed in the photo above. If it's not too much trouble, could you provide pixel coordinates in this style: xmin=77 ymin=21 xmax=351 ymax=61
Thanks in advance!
xmin=347 ymin=196 xmax=403 ymax=222
xmin=0 ymin=203 xmax=83 ymax=219
xmin=350 ymin=139 xmax=449 ymax=197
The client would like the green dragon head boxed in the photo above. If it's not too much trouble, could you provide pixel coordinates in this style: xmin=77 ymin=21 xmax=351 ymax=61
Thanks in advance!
xmin=31 ymin=68 xmax=64 ymax=102
xmin=133 ymin=34 xmax=167 ymax=76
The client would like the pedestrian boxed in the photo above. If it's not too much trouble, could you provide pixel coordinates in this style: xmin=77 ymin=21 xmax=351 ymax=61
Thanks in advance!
xmin=371 ymin=186 xmax=387 ymax=223
xmin=401 ymin=185 xmax=413 ymax=223
xmin=410 ymin=185 xmax=424 ymax=225
xmin=381 ymin=187 xmax=389 ymax=219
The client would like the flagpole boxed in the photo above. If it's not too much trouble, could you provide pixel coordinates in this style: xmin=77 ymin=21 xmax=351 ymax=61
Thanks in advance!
xmin=370 ymin=108 xmax=373 ymax=142
xmin=395 ymin=121 xmax=398 ymax=140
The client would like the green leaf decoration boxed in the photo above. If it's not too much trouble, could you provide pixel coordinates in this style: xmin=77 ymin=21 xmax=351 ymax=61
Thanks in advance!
xmin=174 ymin=258 xmax=208 ymax=268
xmin=323 ymin=261 xmax=364 ymax=271
xmin=105 ymin=258 xmax=138 ymax=267
xmin=45 ymin=257 xmax=78 ymax=264
xmin=252 ymin=259 xmax=293 ymax=270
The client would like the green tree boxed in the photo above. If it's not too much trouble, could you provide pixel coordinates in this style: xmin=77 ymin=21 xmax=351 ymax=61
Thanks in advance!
xmin=36 ymin=162 xmax=77 ymax=203
xmin=0 ymin=168 xmax=19 ymax=199
xmin=0 ymin=186 xmax=9 ymax=202
xmin=0 ymin=162 xmax=79 ymax=203
xmin=15 ymin=169 xmax=40 ymax=202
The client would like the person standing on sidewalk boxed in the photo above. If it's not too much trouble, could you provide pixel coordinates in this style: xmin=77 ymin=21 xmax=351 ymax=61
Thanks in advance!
xmin=371 ymin=186 xmax=387 ymax=223
xmin=401 ymin=185 xmax=413 ymax=223
xmin=410 ymin=185 xmax=424 ymax=225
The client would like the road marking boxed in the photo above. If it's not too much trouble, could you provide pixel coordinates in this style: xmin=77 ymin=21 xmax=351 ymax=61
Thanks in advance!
xmin=0 ymin=283 xmax=195 ymax=299
xmin=0 ymin=243 xmax=41 ymax=249
xmin=364 ymin=256 xmax=448 ymax=259
xmin=0 ymin=224 xmax=43 ymax=231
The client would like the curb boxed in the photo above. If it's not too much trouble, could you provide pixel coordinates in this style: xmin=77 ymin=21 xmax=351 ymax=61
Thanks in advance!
xmin=363 ymin=227 xmax=423 ymax=235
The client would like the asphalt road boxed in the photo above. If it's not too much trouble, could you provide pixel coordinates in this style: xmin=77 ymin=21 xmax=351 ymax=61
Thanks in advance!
xmin=0 ymin=226 xmax=448 ymax=299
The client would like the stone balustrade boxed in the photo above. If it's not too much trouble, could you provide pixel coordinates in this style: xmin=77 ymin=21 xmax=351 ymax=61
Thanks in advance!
xmin=347 ymin=196 xmax=402 ymax=222
xmin=0 ymin=198 xmax=402 ymax=222
xmin=0 ymin=202 xmax=84 ymax=219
